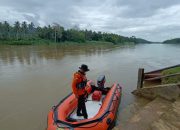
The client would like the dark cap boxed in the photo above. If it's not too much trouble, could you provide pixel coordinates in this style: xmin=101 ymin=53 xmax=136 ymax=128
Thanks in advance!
xmin=79 ymin=64 xmax=89 ymax=72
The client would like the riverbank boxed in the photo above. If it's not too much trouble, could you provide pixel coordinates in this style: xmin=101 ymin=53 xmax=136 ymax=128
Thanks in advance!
xmin=114 ymin=95 xmax=180 ymax=130
xmin=0 ymin=39 xmax=134 ymax=46
xmin=114 ymin=65 xmax=180 ymax=130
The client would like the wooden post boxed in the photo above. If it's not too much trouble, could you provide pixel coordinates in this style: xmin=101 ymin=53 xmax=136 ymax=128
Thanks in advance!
xmin=137 ymin=68 xmax=144 ymax=89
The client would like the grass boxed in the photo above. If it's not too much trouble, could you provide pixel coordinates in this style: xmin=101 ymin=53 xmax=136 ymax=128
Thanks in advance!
xmin=0 ymin=39 xmax=52 ymax=45
xmin=161 ymin=67 xmax=180 ymax=84
xmin=0 ymin=39 xmax=135 ymax=46
xmin=0 ymin=39 xmax=106 ymax=45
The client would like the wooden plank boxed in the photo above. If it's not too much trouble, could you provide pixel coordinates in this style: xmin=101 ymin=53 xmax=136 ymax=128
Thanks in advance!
xmin=144 ymin=73 xmax=162 ymax=79
xmin=144 ymin=73 xmax=180 ymax=81
xmin=145 ymin=64 xmax=180 ymax=74
xmin=137 ymin=68 xmax=144 ymax=89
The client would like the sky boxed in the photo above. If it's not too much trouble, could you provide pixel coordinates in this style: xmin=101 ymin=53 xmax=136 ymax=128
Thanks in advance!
xmin=0 ymin=0 xmax=180 ymax=42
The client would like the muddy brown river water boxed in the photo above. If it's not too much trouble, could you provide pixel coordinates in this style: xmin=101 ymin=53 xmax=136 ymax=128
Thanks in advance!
xmin=0 ymin=43 xmax=180 ymax=130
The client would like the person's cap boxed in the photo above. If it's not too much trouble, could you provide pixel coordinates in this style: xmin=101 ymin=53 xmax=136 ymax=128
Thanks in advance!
xmin=79 ymin=64 xmax=90 ymax=72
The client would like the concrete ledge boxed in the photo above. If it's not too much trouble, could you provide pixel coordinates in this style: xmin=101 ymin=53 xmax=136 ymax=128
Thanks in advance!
xmin=132 ymin=83 xmax=180 ymax=101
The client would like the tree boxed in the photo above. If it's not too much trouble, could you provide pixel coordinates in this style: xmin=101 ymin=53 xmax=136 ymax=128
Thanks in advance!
xmin=0 ymin=21 xmax=11 ymax=39
xmin=92 ymin=31 xmax=99 ymax=41
xmin=66 ymin=29 xmax=85 ymax=42
xmin=0 ymin=20 xmax=148 ymax=44
xmin=0 ymin=22 xmax=2 ymax=39
xmin=14 ymin=21 xmax=21 ymax=40
xmin=28 ymin=22 xmax=35 ymax=32
xmin=85 ymin=30 xmax=93 ymax=41
xmin=53 ymin=23 xmax=64 ymax=42
xmin=4 ymin=21 xmax=10 ymax=37
xmin=21 ymin=21 xmax=28 ymax=38
xmin=28 ymin=22 xmax=35 ymax=39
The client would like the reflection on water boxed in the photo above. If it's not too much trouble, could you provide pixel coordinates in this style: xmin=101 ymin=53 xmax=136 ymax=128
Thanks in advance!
xmin=0 ymin=44 xmax=122 ymax=66
xmin=0 ymin=43 xmax=180 ymax=130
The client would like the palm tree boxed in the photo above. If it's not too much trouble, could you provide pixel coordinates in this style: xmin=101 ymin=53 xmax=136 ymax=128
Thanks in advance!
xmin=21 ymin=21 xmax=28 ymax=38
xmin=53 ymin=23 xmax=58 ymax=42
xmin=14 ymin=21 xmax=20 ymax=40
xmin=4 ymin=21 xmax=10 ymax=39
xmin=28 ymin=22 xmax=35 ymax=33
xmin=0 ymin=22 xmax=2 ymax=39
xmin=28 ymin=22 xmax=35 ymax=39
xmin=53 ymin=23 xmax=64 ymax=42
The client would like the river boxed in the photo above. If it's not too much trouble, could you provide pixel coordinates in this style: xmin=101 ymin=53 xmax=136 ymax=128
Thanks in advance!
xmin=0 ymin=43 xmax=180 ymax=130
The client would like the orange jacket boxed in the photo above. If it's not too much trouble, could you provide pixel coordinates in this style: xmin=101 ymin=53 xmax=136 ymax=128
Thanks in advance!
xmin=72 ymin=71 xmax=87 ymax=97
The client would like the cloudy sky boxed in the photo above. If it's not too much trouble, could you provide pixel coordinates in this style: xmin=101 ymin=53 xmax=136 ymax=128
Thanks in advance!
xmin=0 ymin=0 xmax=180 ymax=42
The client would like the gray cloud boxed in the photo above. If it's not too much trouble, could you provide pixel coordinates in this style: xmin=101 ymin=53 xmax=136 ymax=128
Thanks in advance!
xmin=0 ymin=0 xmax=180 ymax=41
xmin=117 ymin=0 xmax=180 ymax=17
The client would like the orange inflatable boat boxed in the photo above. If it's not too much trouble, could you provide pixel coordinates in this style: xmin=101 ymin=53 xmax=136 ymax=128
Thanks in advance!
xmin=47 ymin=75 xmax=122 ymax=130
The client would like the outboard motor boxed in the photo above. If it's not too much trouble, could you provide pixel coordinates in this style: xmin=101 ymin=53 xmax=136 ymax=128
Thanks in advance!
xmin=97 ymin=75 xmax=106 ymax=89
xmin=92 ymin=75 xmax=106 ymax=101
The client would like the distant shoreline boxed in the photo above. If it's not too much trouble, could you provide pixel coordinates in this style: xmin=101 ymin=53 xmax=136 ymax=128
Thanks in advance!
xmin=1 ymin=39 xmax=179 ymax=46
xmin=0 ymin=39 xmax=136 ymax=46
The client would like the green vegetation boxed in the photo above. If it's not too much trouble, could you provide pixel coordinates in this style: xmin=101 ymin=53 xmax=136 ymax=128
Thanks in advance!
xmin=0 ymin=21 xmax=150 ymax=45
xmin=0 ymin=39 xmax=52 ymax=45
xmin=162 ymin=67 xmax=180 ymax=84
xmin=163 ymin=38 xmax=180 ymax=43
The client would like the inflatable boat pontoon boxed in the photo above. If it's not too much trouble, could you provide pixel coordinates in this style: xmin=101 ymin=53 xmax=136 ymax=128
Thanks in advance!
xmin=47 ymin=76 xmax=122 ymax=130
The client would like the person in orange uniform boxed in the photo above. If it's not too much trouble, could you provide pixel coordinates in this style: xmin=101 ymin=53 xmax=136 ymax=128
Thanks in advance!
xmin=72 ymin=64 xmax=89 ymax=119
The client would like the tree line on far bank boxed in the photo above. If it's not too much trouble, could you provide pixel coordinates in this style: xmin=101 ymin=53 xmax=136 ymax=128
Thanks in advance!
xmin=163 ymin=38 xmax=180 ymax=44
xmin=0 ymin=21 xmax=150 ymax=45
